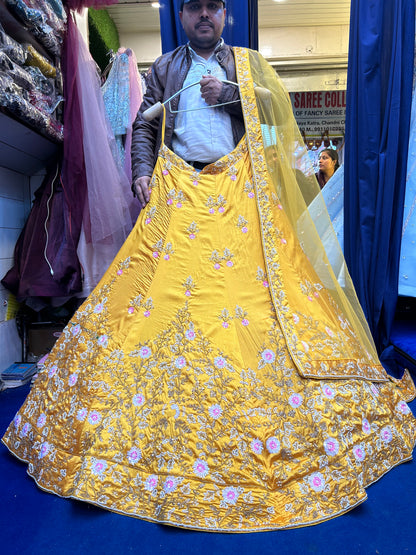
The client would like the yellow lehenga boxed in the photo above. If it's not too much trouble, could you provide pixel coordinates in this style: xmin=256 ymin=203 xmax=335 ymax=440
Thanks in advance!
xmin=2 ymin=49 xmax=416 ymax=532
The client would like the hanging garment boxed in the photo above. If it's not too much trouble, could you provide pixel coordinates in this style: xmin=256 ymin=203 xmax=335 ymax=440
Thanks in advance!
xmin=399 ymin=78 xmax=416 ymax=297
xmin=72 ymin=20 xmax=140 ymax=297
xmin=2 ymin=48 xmax=415 ymax=532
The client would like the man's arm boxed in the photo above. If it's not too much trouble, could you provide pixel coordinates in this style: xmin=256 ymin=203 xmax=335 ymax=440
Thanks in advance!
xmin=131 ymin=60 xmax=166 ymax=203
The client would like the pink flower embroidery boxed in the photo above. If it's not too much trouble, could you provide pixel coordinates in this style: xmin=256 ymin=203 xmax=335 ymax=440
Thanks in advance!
xmin=71 ymin=324 xmax=81 ymax=336
xmin=97 ymin=335 xmax=108 ymax=347
xmin=13 ymin=415 xmax=21 ymax=429
xmin=230 ymin=174 xmax=237 ymax=181
xmin=48 ymin=365 xmax=58 ymax=378
xmin=68 ymin=373 xmax=78 ymax=387
xmin=324 ymin=437 xmax=339 ymax=456
xmin=133 ymin=393 xmax=145 ymax=407
xmin=242 ymin=226 xmax=248 ymax=233
xmin=167 ymin=199 xmax=173 ymax=205
xmin=241 ymin=318 xmax=249 ymax=326
xmin=193 ymin=180 xmax=198 ymax=186
xmin=263 ymin=280 xmax=269 ymax=287
xmin=223 ymin=486 xmax=239 ymax=505
xmin=20 ymin=423 xmax=31 ymax=437
xmin=266 ymin=437 xmax=280 ymax=454
xmin=175 ymin=356 xmax=186 ymax=369
xmin=185 ymin=329 xmax=196 ymax=340
xmin=248 ymin=191 xmax=254 ymax=198
xmin=380 ymin=426 xmax=393 ymax=443
xmin=396 ymin=401 xmax=410 ymax=415
xmin=176 ymin=202 xmax=182 ymax=208
xmin=152 ymin=252 xmax=159 ymax=258
xmin=145 ymin=218 xmax=152 ymax=225
xmin=251 ymin=439 xmax=263 ymax=454
xmin=185 ymin=290 xmax=192 ymax=297
xmin=127 ymin=447 xmax=142 ymax=464
xmin=289 ymin=393 xmax=303 ymax=408
xmin=117 ymin=269 xmax=123 ymax=275
xmin=91 ymin=459 xmax=107 ymax=475
xmin=162 ymin=169 xmax=169 ymax=176
xmin=218 ymin=206 xmax=225 ymax=214
xmin=144 ymin=310 xmax=151 ymax=318
xmin=37 ymin=414 xmax=46 ymax=428
xmin=163 ymin=476 xmax=178 ymax=493
xmin=38 ymin=442 xmax=50 ymax=459
xmin=144 ymin=475 xmax=159 ymax=491
xmin=128 ymin=306 xmax=135 ymax=314
xmin=77 ymin=408 xmax=87 ymax=421
xmin=209 ymin=404 xmax=222 ymax=419
xmin=209 ymin=208 xmax=215 ymax=214
xmin=189 ymin=233 xmax=196 ymax=240
xmin=139 ymin=346 xmax=152 ymax=358
xmin=322 ymin=385 xmax=335 ymax=399
xmin=88 ymin=411 xmax=101 ymax=425
xmin=93 ymin=303 xmax=104 ymax=314
xmin=308 ymin=472 xmax=325 ymax=492
xmin=193 ymin=459 xmax=209 ymax=478
xmin=226 ymin=260 xmax=233 ymax=267
xmin=222 ymin=322 xmax=229 ymax=328
xmin=261 ymin=349 xmax=275 ymax=363
xmin=281 ymin=238 xmax=287 ymax=244
xmin=353 ymin=445 xmax=366 ymax=462
xmin=362 ymin=418 xmax=371 ymax=434
xmin=164 ymin=254 xmax=170 ymax=260
xmin=214 ymin=356 xmax=226 ymax=369
xmin=293 ymin=314 xmax=300 ymax=324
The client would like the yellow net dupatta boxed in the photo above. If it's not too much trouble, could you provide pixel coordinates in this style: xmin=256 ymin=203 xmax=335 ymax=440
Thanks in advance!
xmin=234 ymin=47 xmax=387 ymax=382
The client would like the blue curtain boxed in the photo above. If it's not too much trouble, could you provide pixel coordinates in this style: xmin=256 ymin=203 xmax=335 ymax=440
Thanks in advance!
xmin=344 ymin=0 xmax=415 ymax=361
xmin=159 ymin=0 xmax=258 ymax=54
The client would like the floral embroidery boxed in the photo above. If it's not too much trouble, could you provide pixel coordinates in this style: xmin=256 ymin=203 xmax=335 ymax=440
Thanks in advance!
xmin=322 ymin=384 xmax=335 ymax=399
xmin=210 ymin=250 xmax=222 ymax=270
xmin=380 ymin=426 xmax=393 ymax=443
xmin=208 ymin=404 xmax=222 ymax=419
xmin=127 ymin=447 xmax=142 ymax=464
xmin=396 ymin=401 xmax=410 ymax=415
xmin=256 ymin=267 xmax=269 ymax=287
xmin=187 ymin=222 xmax=200 ymax=240
xmin=132 ymin=392 xmax=146 ymax=407
xmin=20 ymin=422 xmax=31 ymax=437
xmin=97 ymin=335 xmax=108 ymax=348
xmin=68 ymin=373 xmax=78 ymax=386
xmin=352 ymin=444 xmax=366 ymax=462
xmin=324 ymin=437 xmax=340 ymax=456
xmin=288 ymin=393 xmax=303 ymax=408
xmin=244 ymin=180 xmax=254 ymax=198
xmin=218 ymin=308 xmax=233 ymax=328
xmin=91 ymin=459 xmax=107 ymax=475
xmin=235 ymin=305 xmax=249 ymax=326
xmin=193 ymin=459 xmax=209 ymax=478
xmin=308 ymin=472 xmax=325 ymax=492
xmin=144 ymin=475 xmax=159 ymax=491
xmin=251 ymin=439 xmax=263 ymax=454
xmin=261 ymin=349 xmax=275 ymax=364
xmin=77 ymin=408 xmax=87 ymax=421
xmin=237 ymin=215 xmax=249 ymax=233
xmin=362 ymin=418 xmax=371 ymax=434
xmin=88 ymin=411 xmax=102 ymax=425
xmin=48 ymin=365 xmax=58 ymax=378
xmin=266 ymin=437 xmax=281 ymax=454
xmin=182 ymin=276 xmax=196 ymax=297
xmin=38 ymin=442 xmax=51 ymax=459
xmin=163 ymin=476 xmax=179 ymax=493
xmin=145 ymin=206 xmax=156 ymax=225
xmin=175 ymin=356 xmax=187 ymax=369
xmin=222 ymin=486 xmax=240 ymax=505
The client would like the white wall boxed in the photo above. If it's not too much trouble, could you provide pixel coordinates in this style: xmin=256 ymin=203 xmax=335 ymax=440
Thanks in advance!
xmin=118 ymin=25 xmax=348 ymax=92
xmin=0 ymin=168 xmax=31 ymax=369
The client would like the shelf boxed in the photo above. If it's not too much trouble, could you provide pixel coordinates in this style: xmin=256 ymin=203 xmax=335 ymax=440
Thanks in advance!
xmin=0 ymin=111 xmax=59 ymax=174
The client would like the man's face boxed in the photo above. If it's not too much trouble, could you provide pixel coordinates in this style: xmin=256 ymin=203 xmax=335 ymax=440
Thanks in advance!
xmin=179 ymin=1 xmax=226 ymax=52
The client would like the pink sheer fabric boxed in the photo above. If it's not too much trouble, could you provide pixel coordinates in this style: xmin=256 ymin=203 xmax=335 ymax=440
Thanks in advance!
xmin=70 ymin=16 xmax=139 ymax=295
xmin=63 ymin=0 xmax=118 ymax=13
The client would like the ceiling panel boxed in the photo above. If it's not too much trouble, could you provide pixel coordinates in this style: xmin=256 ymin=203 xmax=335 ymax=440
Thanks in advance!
xmin=106 ymin=0 xmax=351 ymax=36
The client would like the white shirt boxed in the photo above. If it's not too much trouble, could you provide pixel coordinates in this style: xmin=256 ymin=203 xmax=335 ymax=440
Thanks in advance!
xmin=171 ymin=45 xmax=235 ymax=164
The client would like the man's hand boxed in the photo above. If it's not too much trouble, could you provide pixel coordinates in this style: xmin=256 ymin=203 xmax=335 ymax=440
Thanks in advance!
xmin=200 ymin=75 xmax=223 ymax=106
xmin=132 ymin=176 xmax=151 ymax=206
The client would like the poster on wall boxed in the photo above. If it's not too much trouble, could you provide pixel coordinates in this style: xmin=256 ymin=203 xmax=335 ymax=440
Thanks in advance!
xmin=289 ymin=90 xmax=346 ymax=142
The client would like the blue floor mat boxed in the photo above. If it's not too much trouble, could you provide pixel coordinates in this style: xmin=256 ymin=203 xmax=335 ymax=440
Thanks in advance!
xmin=1 ymin=385 xmax=415 ymax=555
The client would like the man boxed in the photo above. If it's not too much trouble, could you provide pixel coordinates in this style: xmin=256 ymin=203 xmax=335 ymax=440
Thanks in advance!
xmin=131 ymin=0 xmax=244 ymax=206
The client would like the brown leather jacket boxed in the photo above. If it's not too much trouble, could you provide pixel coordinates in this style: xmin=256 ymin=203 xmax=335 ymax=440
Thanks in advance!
xmin=131 ymin=41 xmax=245 ymax=182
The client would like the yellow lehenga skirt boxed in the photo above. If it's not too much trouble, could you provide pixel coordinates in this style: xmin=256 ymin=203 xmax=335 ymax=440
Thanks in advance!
xmin=2 ymin=137 xmax=416 ymax=532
